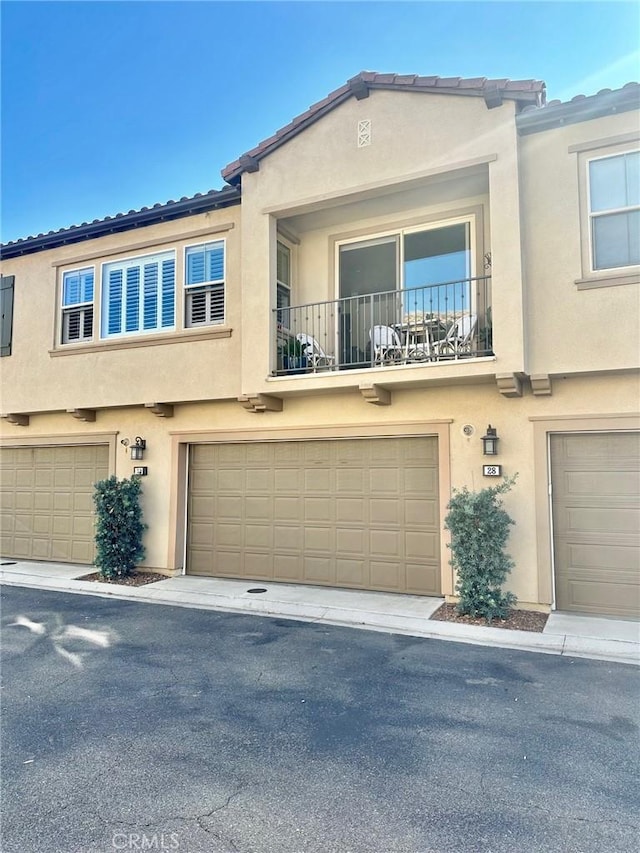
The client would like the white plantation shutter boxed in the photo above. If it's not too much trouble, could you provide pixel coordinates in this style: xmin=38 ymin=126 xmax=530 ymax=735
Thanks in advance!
xmin=102 ymin=251 xmax=175 ymax=338
xmin=185 ymin=240 xmax=225 ymax=327
xmin=61 ymin=268 xmax=94 ymax=344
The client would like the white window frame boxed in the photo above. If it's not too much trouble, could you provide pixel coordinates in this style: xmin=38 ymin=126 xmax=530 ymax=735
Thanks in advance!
xmin=183 ymin=238 xmax=226 ymax=328
xmin=276 ymin=237 xmax=293 ymax=330
xmin=100 ymin=249 xmax=176 ymax=340
xmin=60 ymin=266 xmax=95 ymax=345
xmin=587 ymin=149 xmax=640 ymax=274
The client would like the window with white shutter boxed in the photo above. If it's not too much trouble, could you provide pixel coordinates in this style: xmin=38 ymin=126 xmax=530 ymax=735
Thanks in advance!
xmin=61 ymin=267 xmax=94 ymax=344
xmin=101 ymin=251 xmax=175 ymax=339
xmin=184 ymin=240 xmax=225 ymax=327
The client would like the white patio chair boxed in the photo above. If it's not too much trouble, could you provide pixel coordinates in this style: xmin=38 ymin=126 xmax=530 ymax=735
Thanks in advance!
xmin=432 ymin=313 xmax=478 ymax=359
xmin=369 ymin=325 xmax=404 ymax=366
xmin=296 ymin=333 xmax=336 ymax=370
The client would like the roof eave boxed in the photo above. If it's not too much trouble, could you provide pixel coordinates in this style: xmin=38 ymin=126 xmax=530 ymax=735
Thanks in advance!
xmin=517 ymin=84 xmax=640 ymax=135
xmin=0 ymin=187 xmax=242 ymax=260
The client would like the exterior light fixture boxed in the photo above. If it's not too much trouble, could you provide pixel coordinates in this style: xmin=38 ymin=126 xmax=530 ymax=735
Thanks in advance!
xmin=130 ymin=436 xmax=146 ymax=461
xmin=481 ymin=425 xmax=499 ymax=456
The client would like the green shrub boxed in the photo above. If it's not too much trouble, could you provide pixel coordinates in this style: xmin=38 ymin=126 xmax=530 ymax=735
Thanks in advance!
xmin=93 ymin=475 xmax=146 ymax=579
xmin=444 ymin=476 xmax=517 ymax=621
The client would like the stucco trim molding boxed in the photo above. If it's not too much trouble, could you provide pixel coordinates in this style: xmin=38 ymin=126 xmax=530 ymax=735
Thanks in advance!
xmin=568 ymin=131 xmax=640 ymax=154
xmin=1 ymin=413 xmax=29 ymax=427
xmin=496 ymin=373 xmax=524 ymax=397
xmin=359 ymin=384 xmax=391 ymax=405
xmin=530 ymin=375 xmax=552 ymax=396
xmin=575 ymin=272 xmax=639 ymax=290
xmin=49 ymin=327 xmax=232 ymax=357
xmin=238 ymin=394 xmax=284 ymax=413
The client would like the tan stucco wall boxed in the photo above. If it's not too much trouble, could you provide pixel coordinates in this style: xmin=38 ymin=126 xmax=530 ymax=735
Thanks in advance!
xmin=238 ymin=90 xmax=527 ymax=395
xmin=3 ymin=372 xmax=637 ymax=607
xmin=519 ymin=111 xmax=640 ymax=376
xmin=0 ymin=208 xmax=242 ymax=413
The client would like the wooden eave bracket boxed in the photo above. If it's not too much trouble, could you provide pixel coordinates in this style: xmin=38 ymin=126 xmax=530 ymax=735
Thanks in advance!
xmin=2 ymin=413 xmax=29 ymax=426
xmin=359 ymin=384 xmax=391 ymax=406
xmin=145 ymin=402 xmax=174 ymax=418
xmin=238 ymin=394 xmax=283 ymax=413
xmin=239 ymin=154 xmax=260 ymax=173
xmin=530 ymin=374 xmax=552 ymax=396
xmin=483 ymin=87 xmax=504 ymax=109
xmin=349 ymin=76 xmax=370 ymax=100
xmin=67 ymin=408 xmax=96 ymax=422
xmin=496 ymin=373 xmax=524 ymax=398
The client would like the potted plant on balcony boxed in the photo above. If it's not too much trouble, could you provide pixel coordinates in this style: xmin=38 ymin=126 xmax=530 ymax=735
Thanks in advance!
xmin=278 ymin=336 xmax=308 ymax=374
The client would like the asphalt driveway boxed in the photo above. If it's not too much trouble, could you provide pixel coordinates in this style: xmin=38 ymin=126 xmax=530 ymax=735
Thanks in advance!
xmin=1 ymin=585 xmax=639 ymax=853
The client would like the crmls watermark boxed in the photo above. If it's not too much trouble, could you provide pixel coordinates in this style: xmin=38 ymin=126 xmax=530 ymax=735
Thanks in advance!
xmin=111 ymin=833 xmax=180 ymax=850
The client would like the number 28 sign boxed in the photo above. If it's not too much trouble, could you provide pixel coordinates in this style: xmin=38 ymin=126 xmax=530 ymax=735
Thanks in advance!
xmin=483 ymin=464 xmax=502 ymax=477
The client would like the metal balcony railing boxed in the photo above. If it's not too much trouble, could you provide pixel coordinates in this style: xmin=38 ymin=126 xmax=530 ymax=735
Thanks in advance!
xmin=273 ymin=276 xmax=492 ymax=375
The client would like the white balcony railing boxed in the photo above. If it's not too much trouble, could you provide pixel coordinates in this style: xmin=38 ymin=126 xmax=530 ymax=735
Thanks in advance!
xmin=273 ymin=276 xmax=492 ymax=375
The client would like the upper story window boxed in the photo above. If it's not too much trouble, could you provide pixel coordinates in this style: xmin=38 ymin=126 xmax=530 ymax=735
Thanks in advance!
xmin=589 ymin=151 xmax=639 ymax=271
xmin=276 ymin=240 xmax=291 ymax=327
xmin=101 ymin=251 xmax=175 ymax=339
xmin=62 ymin=267 xmax=94 ymax=343
xmin=184 ymin=240 xmax=225 ymax=327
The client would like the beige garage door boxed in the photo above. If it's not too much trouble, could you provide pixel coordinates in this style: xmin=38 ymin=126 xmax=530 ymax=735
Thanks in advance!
xmin=0 ymin=445 xmax=109 ymax=564
xmin=187 ymin=437 xmax=440 ymax=595
xmin=551 ymin=432 xmax=640 ymax=618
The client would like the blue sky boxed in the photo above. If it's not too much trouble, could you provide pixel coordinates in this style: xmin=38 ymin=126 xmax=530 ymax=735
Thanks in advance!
xmin=1 ymin=0 xmax=638 ymax=244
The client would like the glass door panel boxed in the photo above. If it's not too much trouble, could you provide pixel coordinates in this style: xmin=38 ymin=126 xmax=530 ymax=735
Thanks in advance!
xmin=339 ymin=236 xmax=399 ymax=365
xmin=403 ymin=223 xmax=471 ymax=319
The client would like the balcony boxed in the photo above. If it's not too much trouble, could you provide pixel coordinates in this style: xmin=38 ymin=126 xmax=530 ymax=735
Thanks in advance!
xmin=273 ymin=276 xmax=492 ymax=376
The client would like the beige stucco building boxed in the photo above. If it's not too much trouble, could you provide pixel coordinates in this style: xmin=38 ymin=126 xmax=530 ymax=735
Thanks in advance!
xmin=1 ymin=72 xmax=639 ymax=618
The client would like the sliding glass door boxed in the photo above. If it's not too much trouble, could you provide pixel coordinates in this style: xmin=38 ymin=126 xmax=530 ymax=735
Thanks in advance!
xmin=338 ymin=220 xmax=473 ymax=363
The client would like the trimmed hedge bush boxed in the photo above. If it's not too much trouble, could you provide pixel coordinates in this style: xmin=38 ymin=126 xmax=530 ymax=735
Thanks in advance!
xmin=93 ymin=475 xmax=146 ymax=579
xmin=444 ymin=476 xmax=517 ymax=621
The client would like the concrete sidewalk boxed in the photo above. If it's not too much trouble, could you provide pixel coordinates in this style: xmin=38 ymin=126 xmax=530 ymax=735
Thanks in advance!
xmin=1 ymin=559 xmax=638 ymax=665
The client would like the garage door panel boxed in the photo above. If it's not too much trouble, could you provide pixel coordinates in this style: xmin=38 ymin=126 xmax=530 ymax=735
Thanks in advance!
xmin=304 ymin=468 xmax=331 ymax=492
xmin=370 ymin=560 xmax=402 ymax=590
xmin=305 ymin=498 xmax=332 ymax=521
xmin=564 ymin=470 xmax=640 ymax=496
xmin=405 ymin=468 xmax=437 ymax=494
xmin=336 ymin=559 xmax=366 ymax=586
xmin=565 ymin=543 xmax=640 ymax=573
xmin=304 ymin=526 xmax=333 ymax=551
xmin=275 ymin=469 xmax=301 ymax=491
xmin=277 ymin=554 xmax=303 ymax=579
xmin=336 ymin=498 xmax=366 ymax=523
xmin=336 ymin=468 xmax=365 ymax=492
xmin=187 ymin=437 xmax=441 ymax=595
xmin=370 ymin=499 xmax=400 ymax=524
xmin=304 ymin=556 xmax=332 ymax=583
xmin=407 ymin=563 xmax=440 ymax=595
xmin=552 ymin=432 xmax=639 ymax=617
xmin=564 ymin=506 xmax=640 ymax=535
xmin=274 ymin=526 xmax=303 ymax=550
xmin=370 ymin=468 xmax=400 ymax=493
xmin=406 ymin=531 xmax=439 ymax=560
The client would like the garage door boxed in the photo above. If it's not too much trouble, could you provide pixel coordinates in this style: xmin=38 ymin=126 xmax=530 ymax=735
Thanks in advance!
xmin=551 ymin=432 xmax=640 ymax=617
xmin=187 ymin=437 xmax=440 ymax=595
xmin=0 ymin=445 xmax=109 ymax=564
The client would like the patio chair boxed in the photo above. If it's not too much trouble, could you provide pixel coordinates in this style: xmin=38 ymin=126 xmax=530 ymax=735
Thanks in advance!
xmin=369 ymin=325 xmax=404 ymax=366
xmin=432 ymin=313 xmax=477 ymax=359
xmin=296 ymin=333 xmax=336 ymax=370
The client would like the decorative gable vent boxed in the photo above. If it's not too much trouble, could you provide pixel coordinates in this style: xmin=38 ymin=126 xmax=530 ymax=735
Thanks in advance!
xmin=357 ymin=119 xmax=371 ymax=148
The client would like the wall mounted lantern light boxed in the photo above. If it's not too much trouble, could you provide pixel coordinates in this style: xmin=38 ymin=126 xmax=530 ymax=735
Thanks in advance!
xmin=130 ymin=436 xmax=146 ymax=461
xmin=481 ymin=425 xmax=499 ymax=456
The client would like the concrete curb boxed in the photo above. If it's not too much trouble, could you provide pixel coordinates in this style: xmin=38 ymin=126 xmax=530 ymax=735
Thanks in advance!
xmin=2 ymin=569 xmax=638 ymax=666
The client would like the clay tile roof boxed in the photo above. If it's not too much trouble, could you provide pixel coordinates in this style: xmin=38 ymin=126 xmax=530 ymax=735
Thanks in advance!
xmin=221 ymin=71 xmax=546 ymax=184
